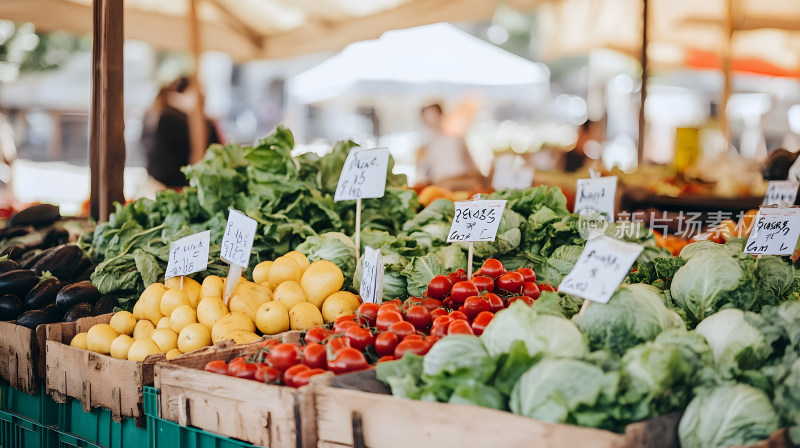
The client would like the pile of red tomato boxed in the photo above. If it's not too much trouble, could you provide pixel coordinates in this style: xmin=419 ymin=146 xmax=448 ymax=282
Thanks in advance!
xmin=203 ymin=259 xmax=554 ymax=388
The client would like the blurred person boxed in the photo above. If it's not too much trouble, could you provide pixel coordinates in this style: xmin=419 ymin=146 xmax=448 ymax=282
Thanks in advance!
xmin=0 ymin=108 xmax=17 ymax=185
xmin=141 ymin=76 xmax=221 ymax=191
xmin=414 ymin=103 xmax=485 ymax=191
xmin=765 ymin=148 xmax=800 ymax=181
xmin=564 ymin=119 xmax=601 ymax=173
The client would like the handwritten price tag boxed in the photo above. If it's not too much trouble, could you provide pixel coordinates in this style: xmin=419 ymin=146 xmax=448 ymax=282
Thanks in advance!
xmin=359 ymin=246 xmax=384 ymax=304
xmin=334 ymin=148 xmax=390 ymax=201
xmin=447 ymin=200 xmax=507 ymax=243
xmin=558 ymin=235 xmax=643 ymax=304
xmin=575 ymin=176 xmax=617 ymax=222
xmin=220 ymin=209 xmax=258 ymax=268
xmin=744 ymin=207 xmax=800 ymax=255
xmin=764 ymin=181 xmax=799 ymax=206
xmin=165 ymin=231 xmax=210 ymax=280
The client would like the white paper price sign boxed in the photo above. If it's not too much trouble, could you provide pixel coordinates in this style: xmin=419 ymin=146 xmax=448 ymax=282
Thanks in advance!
xmin=165 ymin=231 xmax=211 ymax=280
xmin=744 ymin=207 xmax=800 ymax=255
xmin=558 ymin=235 xmax=643 ymax=304
xmin=447 ymin=200 xmax=507 ymax=243
xmin=359 ymin=246 xmax=384 ymax=304
xmin=220 ymin=209 xmax=258 ymax=268
xmin=575 ymin=176 xmax=617 ymax=222
xmin=334 ymin=148 xmax=390 ymax=201
xmin=764 ymin=181 xmax=799 ymax=206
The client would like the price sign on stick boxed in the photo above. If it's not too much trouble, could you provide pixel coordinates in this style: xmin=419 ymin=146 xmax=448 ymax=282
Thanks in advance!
xmin=165 ymin=231 xmax=210 ymax=280
xmin=221 ymin=209 xmax=258 ymax=304
xmin=764 ymin=181 xmax=799 ymax=207
xmin=359 ymin=246 xmax=384 ymax=304
xmin=574 ymin=176 xmax=617 ymax=222
xmin=447 ymin=200 xmax=507 ymax=243
xmin=558 ymin=235 xmax=643 ymax=304
xmin=744 ymin=207 xmax=800 ymax=255
xmin=334 ymin=148 xmax=390 ymax=201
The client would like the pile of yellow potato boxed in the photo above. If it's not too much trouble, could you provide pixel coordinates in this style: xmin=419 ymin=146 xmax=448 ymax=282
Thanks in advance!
xmin=69 ymin=251 xmax=362 ymax=362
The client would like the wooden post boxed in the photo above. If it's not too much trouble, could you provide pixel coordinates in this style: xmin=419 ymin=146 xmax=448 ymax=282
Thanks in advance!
xmin=89 ymin=0 xmax=126 ymax=221
xmin=636 ymin=0 xmax=649 ymax=166
xmin=720 ymin=0 xmax=735 ymax=151
xmin=187 ymin=0 xmax=206 ymax=165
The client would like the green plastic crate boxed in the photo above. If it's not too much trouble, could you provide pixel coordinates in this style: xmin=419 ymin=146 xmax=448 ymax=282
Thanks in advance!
xmin=0 ymin=409 xmax=58 ymax=448
xmin=0 ymin=384 xmax=59 ymax=426
xmin=143 ymin=387 xmax=262 ymax=448
xmin=57 ymin=399 xmax=148 ymax=448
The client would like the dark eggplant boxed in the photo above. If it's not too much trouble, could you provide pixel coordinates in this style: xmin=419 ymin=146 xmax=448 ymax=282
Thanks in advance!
xmin=74 ymin=263 xmax=98 ymax=283
xmin=41 ymin=303 xmax=63 ymax=323
xmin=43 ymin=227 xmax=70 ymax=248
xmin=20 ymin=246 xmax=59 ymax=270
xmin=0 ymin=258 xmax=19 ymax=274
xmin=63 ymin=302 xmax=93 ymax=322
xmin=0 ymin=270 xmax=39 ymax=297
xmin=24 ymin=277 xmax=62 ymax=310
xmin=15 ymin=310 xmax=47 ymax=330
xmin=0 ymin=226 xmax=35 ymax=240
xmin=17 ymin=250 xmax=42 ymax=269
xmin=7 ymin=204 xmax=60 ymax=228
xmin=0 ymin=294 xmax=21 ymax=321
xmin=93 ymin=295 xmax=117 ymax=315
xmin=72 ymin=257 xmax=91 ymax=280
xmin=56 ymin=281 xmax=100 ymax=311
xmin=0 ymin=244 xmax=26 ymax=260
xmin=32 ymin=245 xmax=83 ymax=280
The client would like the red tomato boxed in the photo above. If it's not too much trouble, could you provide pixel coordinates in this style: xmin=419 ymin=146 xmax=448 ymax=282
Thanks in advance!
xmin=386 ymin=299 xmax=403 ymax=307
xmin=484 ymin=293 xmax=504 ymax=312
xmin=376 ymin=310 xmax=403 ymax=331
xmin=204 ymin=360 xmax=228 ymax=375
xmin=374 ymin=331 xmax=399 ymax=357
xmin=389 ymin=321 xmax=416 ymax=339
xmin=430 ymin=308 xmax=448 ymax=319
xmin=326 ymin=336 xmax=351 ymax=355
xmin=427 ymin=275 xmax=452 ymax=300
xmin=471 ymin=311 xmax=494 ymax=336
xmin=403 ymin=334 xmax=424 ymax=342
xmin=522 ymin=282 xmax=541 ymax=300
xmin=450 ymin=281 xmax=479 ymax=305
xmin=447 ymin=319 xmax=474 ymax=335
xmin=424 ymin=335 xmax=440 ymax=348
xmin=268 ymin=344 xmax=300 ymax=371
xmin=442 ymin=297 xmax=455 ymax=309
xmin=304 ymin=327 xmax=332 ymax=345
xmin=394 ymin=339 xmax=430 ymax=359
xmin=430 ymin=315 xmax=452 ymax=338
xmin=254 ymin=365 xmax=281 ymax=383
xmin=517 ymin=268 xmax=536 ymax=284
xmin=259 ymin=339 xmax=279 ymax=349
xmin=283 ymin=364 xmax=309 ymax=387
xmin=402 ymin=297 xmax=420 ymax=311
xmin=538 ymin=283 xmax=555 ymax=292
xmin=230 ymin=362 xmax=257 ymax=380
xmin=462 ymin=296 xmax=491 ymax=320
xmin=302 ymin=343 xmax=328 ymax=369
xmin=477 ymin=259 xmax=505 ymax=279
xmin=345 ymin=326 xmax=374 ymax=352
xmin=377 ymin=303 xmax=402 ymax=317
xmin=508 ymin=295 xmax=535 ymax=306
xmin=293 ymin=368 xmax=326 ymax=388
xmin=356 ymin=303 xmax=380 ymax=327
xmin=327 ymin=348 xmax=368 ymax=374
xmin=226 ymin=357 xmax=247 ymax=375
xmin=377 ymin=355 xmax=395 ymax=363
xmin=405 ymin=305 xmax=432 ymax=331
xmin=420 ymin=298 xmax=443 ymax=311
xmin=448 ymin=269 xmax=468 ymax=284
xmin=333 ymin=315 xmax=358 ymax=333
xmin=471 ymin=276 xmax=494 ymax=293
xmin=497 ymin=272 xmax=525 ymax=294
xmin=449 ymin=311 xmax=468 ymax=321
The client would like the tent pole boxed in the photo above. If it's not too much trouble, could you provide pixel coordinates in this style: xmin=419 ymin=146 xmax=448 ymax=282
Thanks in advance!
xmin=720 ymin=0 xmax=734 ymax=152
xmin=187 ymin=0 xmax=206 ymax=164
xmin=637 ymin=0 xmax=648 ymax=166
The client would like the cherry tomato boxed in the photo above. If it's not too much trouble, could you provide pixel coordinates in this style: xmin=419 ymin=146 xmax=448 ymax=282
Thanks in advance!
xmin=374 ymin=331 xmax=399 ymax=357
xmin=508 ymin=295 xmax=535 ymax=306
xmin=497 ymin=272 xmax=524 ymax=294
xmin=226 ymin=357 xmax=247 ymax=375
xmin=424 ymin=335 xmax=440 ymax=348
xmin=450 ymin=281 xmax=479 ymax=305
xmin=442 ymin=297 xmax=455 ymax=309
xmin=394 ymin=339 xmax=430 ymax=359
xmin=449 ymin=311 xmax=468 ymax=321
xmin=377 ymin=303 xmax=402 ymax=317
xmin=447 ymin=319 xmax=474 ymax=335
xmin=326 ymin=336 xmax=351 ymax=355
xmin=204 ymin=360 xmax=228 ymax=375
xmin=377 ymin=355 xmax=395 ymax=363
xmin=430 ymin=308 xmax=448 ymax=319
xmin=228 ymin=356 xmax=247 ymax=366
xmin=333 ymin=315 xmax=358 ymax=333
xmin=427 ymin=275 xmax=452 ymax=300
xmin=255 ymin=364 xmax=281 ymax=383
xmin=448 ymin=269 xmax=468 ymax=284
xmin=471 ymin=276 xmax=494 ymax=293
xmin=302 ymin=343 xmax=328 ymax=369
xmin=477 ymin=259 xmax=505 ymax=279
xmin=293 ymin=368 xmax=326 ymax=388
xmin=259 ymin=339 xmax=279 ymax=349
xmin=457 ymin=305 xmax=466 ymax=314
xmin=386 ymin=299 xmax=403 ymax=307
xmin=376 ymin=310 xmax=403 ymax=331
xmin=522 ymin=282 xmax=541 ymax=300
xmin=462 ymin=296 xmax=491 ymax=320
xmin=517 ymin=267 xmax=536 ymax=284
xmin=430 ymin=315 xmax=452 ymax=338
xmin=356 ymin=303 xmax=380 ymax=327
xmin=268 ymin=344 xmax=300 ymax=371
xmin=345 ymin=326 xmax=374 ymax=351
xmin=403 ymin=297 xmax=422 ymax=311
xmin=420 ymin=298 xmax=443 ymax=311
xmin=229 ymin=362 xmax=257 ymax=380
xmin=538 ymin=283 xmax=555 ymax=292
xmin=304 ymin=327 xmax=332 ymax=345
xmin=405 ymin=305 xmax=432 ymax=331
xmin=484 ymin=293 xmax=504 ymax=312
xmin=327 ymin=348 xmax=368 ymax=374
xmin=471 ymin=311 xmax=494 ymax=336
xmin=389 ymin=321 xmax=416 ymax=339
xmin=283 ymin=364 xmax=309 ymax=387
xmin=403 ymin=334 xmax=424 ymax=341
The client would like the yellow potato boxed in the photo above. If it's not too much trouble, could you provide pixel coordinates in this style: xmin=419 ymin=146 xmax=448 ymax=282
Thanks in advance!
xmin=273 ymin=281 xmax=307 ymax=310
xmin=229 ymin=293 xmax=264 ymax=322
xmin=178 ymin=323 xmax=212 ymax=353
xmin=211 ymin=312 xmax=255 ymax=343
xmin=196 ymin=297 xmax=228 ymax=329
xmin=156 ymin=316 xmax=171 ymax=329
xmin=132 ymin=299 xmax=145 ymax=321
xmin=221 ymin=330 xmax=261 ymax=345
xmin=284 ymin=251 xmax=310 ymax=273
xmin=133 ymin=319 xmax=156 ymax=340
xmin=109 ymin=311 xmax=136 ymax=336
xmin=70 ymin=332 xmax=88 ymax=350
xmin=165 ymin=276 xmax=202 ymax=307
xmin=301 ymin=260 xmax=344 ymax=308
xmin=252 ymin=260 xmax=273 ymax=285
xmin=255 ymin=301 xmax=290 ymax=335
xmin=201 ymin=275 xmax=224 ymax=299
xmin=321 ymin=291 xmax=362 ymax=323
xmin=165 ymin=348 xmax=182 ymax=360
xmin=289 ymin=302 xmax=324 ymax=331
xmin=110 ymin=335 xmax=134 ymax=359
xmin=233 ymin=281 xmax=272 ymax=302
xmin=151 ymin=328 xmax=179 ymax=353
xmin=127 ymin=338 xmax=161 ymax=362
xmin=170 ymin=305 xmax=198 ymax=334
xmin=160 ymin=289 xmax=191 ymax=317
xmin=268 ymin=257 xmax=302 ymax=288
xmin=87 ymin=324 xmax=118 ymax=354
xmin=140 ymin=283 xmax=168 ymax=325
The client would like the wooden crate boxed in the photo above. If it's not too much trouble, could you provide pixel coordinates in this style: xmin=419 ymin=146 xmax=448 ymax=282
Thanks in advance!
xmin=153 ymin=330 xmax=314 ymax=448
xmin=45 ymin=313 xmax=165 ymax=426
xmin=0 ymin=321 xmax=48 ymax=395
